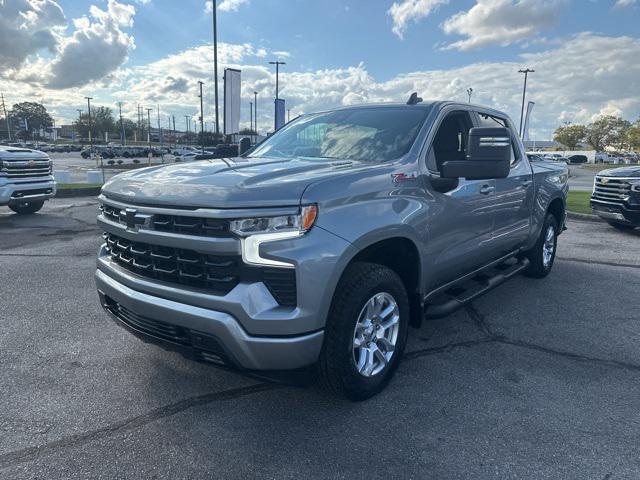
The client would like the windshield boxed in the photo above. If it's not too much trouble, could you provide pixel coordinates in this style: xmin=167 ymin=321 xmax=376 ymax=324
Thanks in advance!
xmin=248 ymin=106 xmax=430 ymax=162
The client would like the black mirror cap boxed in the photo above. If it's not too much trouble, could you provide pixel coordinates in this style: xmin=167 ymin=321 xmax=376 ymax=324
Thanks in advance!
xmin=441 ymin=127 xmax=511 ymax=180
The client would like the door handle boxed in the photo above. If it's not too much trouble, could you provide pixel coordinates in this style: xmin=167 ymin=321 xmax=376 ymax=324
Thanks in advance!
xmin=521 ymin=179 xmax=533 ymax=187
xmin=479 ymin=184 xmax=494 ymax=195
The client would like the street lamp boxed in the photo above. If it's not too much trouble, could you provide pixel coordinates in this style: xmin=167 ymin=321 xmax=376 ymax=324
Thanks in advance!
xmin=249 ymin=101 xmax=253 ymax=133
xmin=518 ymin=68 xmax=534 ymax=138
xmin=211 ymin=0 xmax=220 ymax=137
xmin=268 ymin=61 xmax=286 ymax=99
xmin=146 ymin=107 xmax=152 ymax=162
xmin=198 ymin=80 xmax=205 ymax=153
xmin=254 ymin=91 xmax=258 ymax=135
xmin=466 ymin=87 xmax=473 ymax=104
xmin=84 ymin=97 xmax=93 ymax=155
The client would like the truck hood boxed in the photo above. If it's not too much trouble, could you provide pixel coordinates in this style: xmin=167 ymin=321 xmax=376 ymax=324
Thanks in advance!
xmin=598 ymin=166 xmax=640 ymax=178
xmin=102 ymin=156 xmax=369 ymax=208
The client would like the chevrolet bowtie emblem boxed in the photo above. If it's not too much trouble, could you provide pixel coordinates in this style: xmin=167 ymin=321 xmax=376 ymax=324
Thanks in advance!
xmin=120 ymin=208 xmax=150 ymax=230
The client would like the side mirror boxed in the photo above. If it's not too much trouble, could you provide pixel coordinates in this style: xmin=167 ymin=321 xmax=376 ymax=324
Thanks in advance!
xmin=441 ymin=127 xmax=511 ymax=180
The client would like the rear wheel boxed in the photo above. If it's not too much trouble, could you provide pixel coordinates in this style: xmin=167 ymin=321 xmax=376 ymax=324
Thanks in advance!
xmin=607 ymin=221 xmax=635 ymax=231
xmin=523 ymin=213 xmax=558 ymax=278
xmin=9 ymin=200 xmax=44 ymax=215
xmin=318 ymin=262 xmax=409 ymax=401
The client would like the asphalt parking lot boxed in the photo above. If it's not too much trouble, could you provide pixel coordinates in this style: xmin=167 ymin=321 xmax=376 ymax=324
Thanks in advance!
xmin=1 ymin=199 xmax=639 ymax=479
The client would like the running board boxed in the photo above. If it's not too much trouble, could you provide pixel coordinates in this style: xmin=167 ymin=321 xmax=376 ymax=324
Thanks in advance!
xmin=424 ymin=256 xmax=530 ymax=319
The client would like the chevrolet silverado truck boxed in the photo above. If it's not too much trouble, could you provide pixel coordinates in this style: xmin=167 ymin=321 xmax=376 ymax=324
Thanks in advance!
xmin=0 ymin=146 xmax=56 ymax=214
xmin=95 ymin=99 xmax=568 ymax=400
xmin=590 ymin=166 xmax=640 ymax=230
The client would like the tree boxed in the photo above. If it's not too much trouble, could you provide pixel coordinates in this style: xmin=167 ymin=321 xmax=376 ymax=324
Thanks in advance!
xmin=553 ymin=124 xmax=586 ymax=149
xmin=239 ymin=128 xmax=257 ymax=135
xmin=197 ymin=131 xmax=224 ymax=146
xmin=625 ymin=121 xmax=640 ymax=151
xmin=8 ymin=102 xmax=53 ymax=140
xmin=73 ymin=106 xmax=115 ymax=142
xmin=585 ymin=116 xmax=631 ymax=151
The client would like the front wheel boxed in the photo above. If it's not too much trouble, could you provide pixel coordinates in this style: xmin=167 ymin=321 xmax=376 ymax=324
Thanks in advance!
xmin=9 ymin=200 xmax=44 ymax=215
xmin=318 ymin=262 xmax=409 ymax=401
xmin=523 ymin=213 xmax=558 ymax=278
xmin=607 ymin=221 xmax=635 ymax=231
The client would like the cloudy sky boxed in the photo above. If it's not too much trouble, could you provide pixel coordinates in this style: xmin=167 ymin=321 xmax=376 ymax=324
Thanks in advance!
xmin=0 ymin=0 xmax=639 ymax=139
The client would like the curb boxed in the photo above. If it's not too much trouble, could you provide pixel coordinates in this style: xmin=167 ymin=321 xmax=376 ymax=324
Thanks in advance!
xmin=566 ymin=211 xmax=602 ymax=223
xmin=55 ymin=187 xmax=102 ymax=198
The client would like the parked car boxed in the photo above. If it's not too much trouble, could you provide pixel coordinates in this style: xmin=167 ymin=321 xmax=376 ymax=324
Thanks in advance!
xmin=526 ymin=153 xmax=545 ymax=162
xmin=567 ymin=154 xmax=588 ymax=164
xmin=591 ymin=166 xmax=640 ymax=230
xmin=172 ymin=146 xmax=199 ymax=156
xmin=95 ymin=99 xmax=568 ymax=400
xmin=595 ymin=152 xmax=622 ymax=164
xmin=0 ymin=145 xmax=56 ymax=214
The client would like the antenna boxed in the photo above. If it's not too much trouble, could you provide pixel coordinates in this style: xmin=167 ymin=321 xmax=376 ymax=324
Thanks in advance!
xmin=407 ymin=92 xmax=422 ymax=105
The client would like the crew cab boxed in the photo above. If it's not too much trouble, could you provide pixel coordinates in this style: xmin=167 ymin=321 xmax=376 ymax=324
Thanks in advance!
xmin=590 ymin=166 xmax=640 ymax=230
xmin=0 ymin=146 xmax=56 ymax=214
xmin=95 ymin=99 xmax=568 ymax=400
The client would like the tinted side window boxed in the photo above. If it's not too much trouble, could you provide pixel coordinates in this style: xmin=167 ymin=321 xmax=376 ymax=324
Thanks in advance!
xmin=476 ymin=113 xmax=518 ymax=165
xmin=427 ymin=110 xmax=474 ymax=172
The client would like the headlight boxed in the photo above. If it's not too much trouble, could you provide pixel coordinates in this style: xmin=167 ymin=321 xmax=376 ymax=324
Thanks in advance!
xmin=232 ymin=205 xmax=318 ymax=268
xmin=548 ymin=173 xmax=568 ymax=185
xmin=230 ymin=205 xmax=318 ymax=237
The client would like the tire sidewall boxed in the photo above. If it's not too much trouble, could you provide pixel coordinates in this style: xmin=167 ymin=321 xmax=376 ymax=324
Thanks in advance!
xmin=327 ymin=265 xmax=409 ymax=399
xmin=539 ymin=215 xmax=558 ymax=274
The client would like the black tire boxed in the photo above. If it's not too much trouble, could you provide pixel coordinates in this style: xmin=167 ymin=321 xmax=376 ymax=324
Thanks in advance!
xmin=607 ymin=221 xmax=635 ymax=231
xmin=523 ymin=213 xmax=558 ymax=278
xmin=9 ymin=200 xmax=44 ymax=215
xmin=318 ymin=262 xmax=409 ymax=401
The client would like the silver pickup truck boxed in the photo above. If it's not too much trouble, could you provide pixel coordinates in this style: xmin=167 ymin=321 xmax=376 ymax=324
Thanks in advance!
xmin=0 ymin=146 xmax=56 ymax=214
xmin=95 ymin=99 xmax=568 ymax=400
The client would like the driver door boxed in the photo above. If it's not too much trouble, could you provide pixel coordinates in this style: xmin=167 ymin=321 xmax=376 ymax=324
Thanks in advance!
xmin=423 ymin=110 xmax=498 ymax=287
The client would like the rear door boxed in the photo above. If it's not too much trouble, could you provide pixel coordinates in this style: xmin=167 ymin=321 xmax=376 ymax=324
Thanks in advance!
xmin=474 ymin=111 xmax=534 ymax=254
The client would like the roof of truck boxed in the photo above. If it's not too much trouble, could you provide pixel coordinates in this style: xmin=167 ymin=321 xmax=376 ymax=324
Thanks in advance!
xmin=310 ymin=100 xmax=509 ymax=118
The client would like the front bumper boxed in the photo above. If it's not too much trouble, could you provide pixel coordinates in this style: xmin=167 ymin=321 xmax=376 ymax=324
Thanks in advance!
xmin=591 ymin=199 xmax=640 ymax=226
xmin=96 ymin=269 xmax=324 ymax=370
xmin=0 ymin=178 xmax=56 ymax=206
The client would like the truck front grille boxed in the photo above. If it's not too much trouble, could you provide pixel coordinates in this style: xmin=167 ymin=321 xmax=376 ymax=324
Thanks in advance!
xmin=104 ymin=232 xmax=241 ymax=294
xmin=592 ymin=176 xmax=631 ymax=205
xmin=1 ymin=160 xmax=52 ymax=179
xmin=103 ymin=232 xmax=297 ymax=305
xmin=100 ymin=204 xmax=231 ymax=237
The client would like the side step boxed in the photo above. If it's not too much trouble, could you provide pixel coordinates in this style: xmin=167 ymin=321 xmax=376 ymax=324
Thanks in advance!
xmin=424 ymin=256 xmax=530 ymax=319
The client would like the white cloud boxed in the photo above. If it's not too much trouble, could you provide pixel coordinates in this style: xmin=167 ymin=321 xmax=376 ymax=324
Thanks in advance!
xmin=1 ymin=33 xmax=638 ymax=142
xmin=0 ymin=0 xmax=66 ymax=69
xmin=614 ymin=0 xmax=637 ymax=8
xmin=205 ymin=0 xmax=249 ymax=13
xmin=441 ymin=0 xmax=566 ymax=50
xmin=387 ymin=0 xmax=448 ymax=39
xmin=46 ymin=0 xmax=136 ymax=89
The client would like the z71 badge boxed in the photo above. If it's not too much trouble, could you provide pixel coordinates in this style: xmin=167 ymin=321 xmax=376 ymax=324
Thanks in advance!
xmin=391 ymin=172 xmax=417 ymax=184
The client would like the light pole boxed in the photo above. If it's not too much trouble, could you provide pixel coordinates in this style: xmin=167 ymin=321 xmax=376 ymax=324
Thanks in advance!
xmin=184 ymin=115 xmax=190 ymax=144
xmin=76 ymin=109 xmax=83 ymax=143
xmin=518 ymin=68 xmax=534 ymax=138
xmin=254 ymin=91 xmax=258 ymax=136
xmin=211 ymin=0 xmax=220 ymax=137
xmin=198 ymin=80 xmax=205 ymax=153
xmin=146 ymin=108 xmax=152 ymax=163
xmin=249 ymin=101 xmax=253 ymax=133
xmin=117 ymin=101 xmax=125 ymax=145
xmin=85 ymin=97 xmax=93 ymax=156
xmin=268 ymin=61 xmax=286 ymax=100
xmin=466 ymin=87 xmax=473 ymax=103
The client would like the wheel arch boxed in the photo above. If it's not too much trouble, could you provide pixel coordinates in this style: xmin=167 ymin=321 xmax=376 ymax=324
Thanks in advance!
xmin=338 ymin=236 xmax=424 ymax=328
